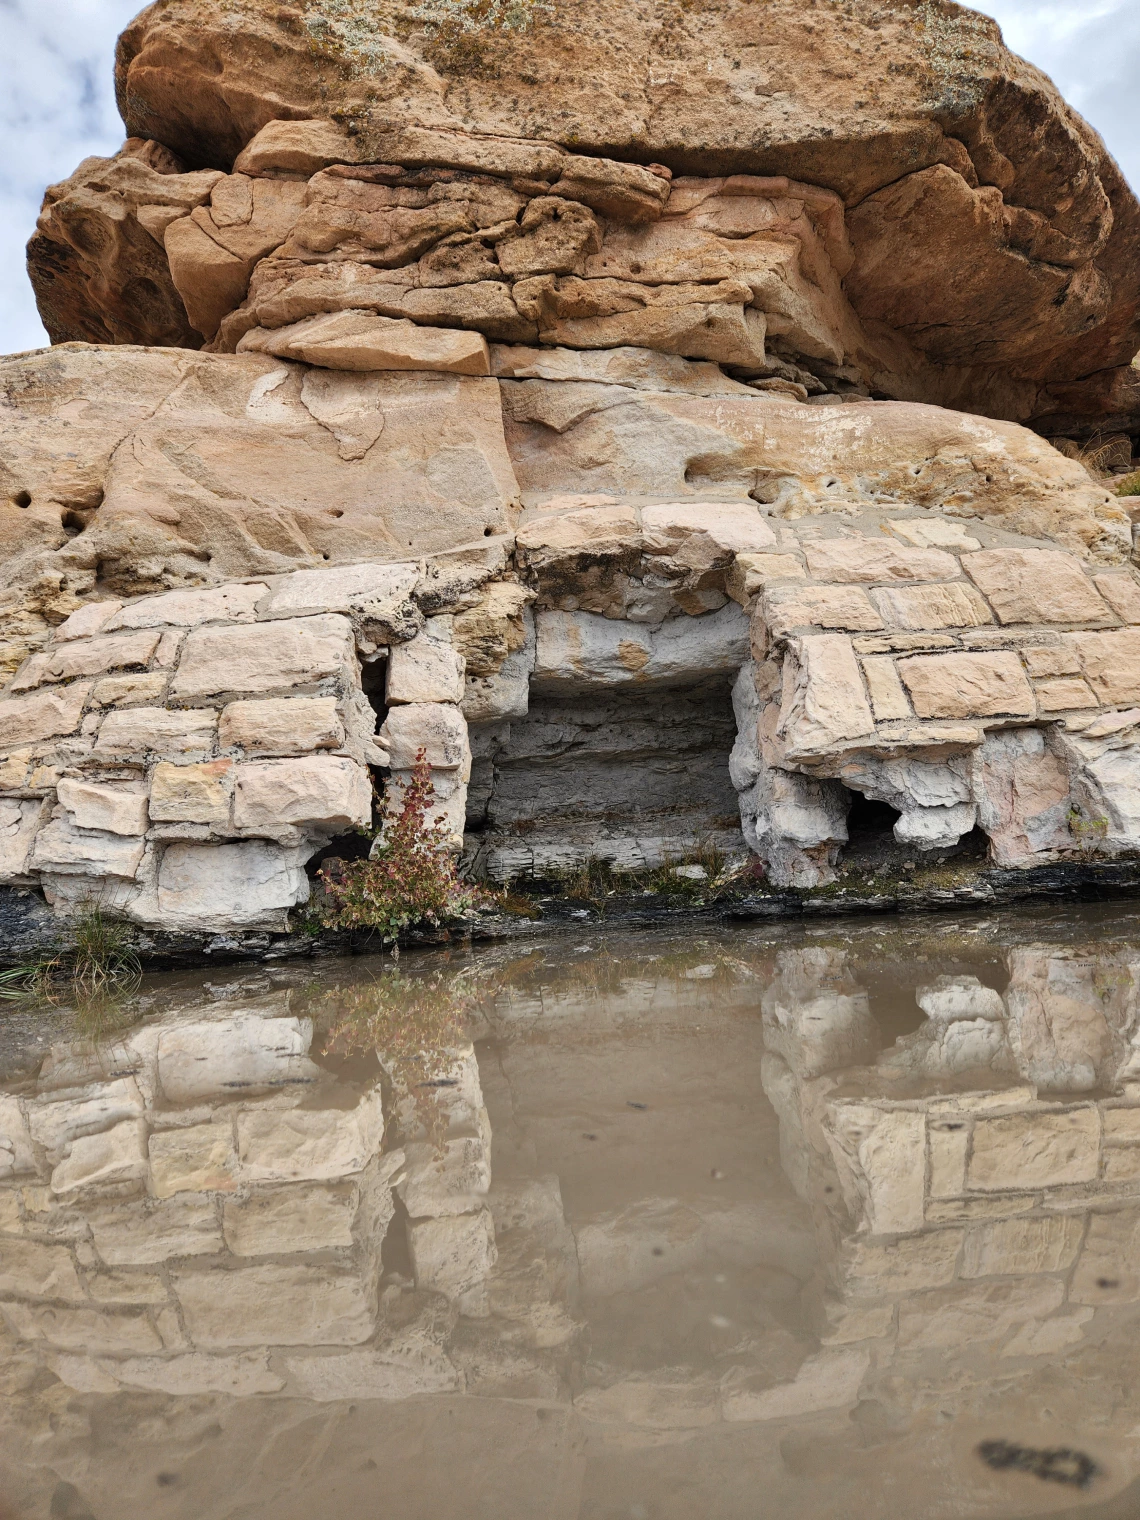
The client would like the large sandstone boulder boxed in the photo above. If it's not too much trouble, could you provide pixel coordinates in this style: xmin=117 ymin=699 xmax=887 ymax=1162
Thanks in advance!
xmin=22 ymin=0 xmax=1140 ymax=441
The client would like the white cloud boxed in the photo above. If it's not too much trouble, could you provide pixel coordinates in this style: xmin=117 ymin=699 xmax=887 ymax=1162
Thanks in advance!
xmin=0 ymin=1 xmax=1136 ymax=353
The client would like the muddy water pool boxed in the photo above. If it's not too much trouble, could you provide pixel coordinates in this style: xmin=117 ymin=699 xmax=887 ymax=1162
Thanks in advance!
xmin=3 ymin=904 xmax=1140 ymax=1518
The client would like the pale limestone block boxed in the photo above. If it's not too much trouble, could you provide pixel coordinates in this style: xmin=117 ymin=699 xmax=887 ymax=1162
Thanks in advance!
xmin=721 ymin=1347 xmax=868 ymax=1421
xmin=155 ymin=839 xmax=310 ymax=928
xmin=968 ymin=1109 xmax=1100 ymax=1190
xmin=399 ymin=1136 xmax=492 ymax=1220
xmin=824 ymin=1104 xmax=925 ymax=1235
xmin=50 ymin=1120 xmax=148 ymax=1196
xmin=574 ymin=1375 xmax=721 ymax=1431
xmin=803 ymin=539 xmax=959 ymax=583
xmin=777 ymin=634 xmax=875 ymax=755
xmin=1068 ymin=628 xmax=1140 ymax=705
xmin=93 ymin=706 xmax=218 ymax=761
xmin=26 ymin=1079 xmax=144 ymax=1160
xmin=223 ymin=1182 xmax=359 ymax=1256
xmin=896 ymin=650 xmax=1035 ymax=719
xmin=641 ymin=501 xmax=777 ymax=570
xmin=407 ymin=1207 xmax=497 ymax=1315
xmin=815 ymin=1299 xmax=896 ymax=1345
xmin=531 ymin=603 xmax=749 ymax=686
xmin=960 ymin=1214 xmax=1084 ymax=1278
xmin=0 ymin=799 xmax=46 ymax=880
xmin=917 ymin=976 xmax=1005 ymax=1021
xmin=283 ymin=1345 xmax=461 ymax=1400
xmin=0 ymin=749 xmax=33 ymax=790
xmin=236 ymin=1092 xmax=383 ymax=1182
xmin=12 ymin=630 xmax=161 ymax=692
xmin=1103 ymin=1108 xmax=1140 ymax=1142
xmin=232 ymin=755 xmax=371 ymax=835
xmin=0 ymin=1239 xmax=84 ymax=1300
xmin=90 ymin=672 xmax=170 ymax=707
xmin=0 ymin=682 xmax=93 ymax=746
xmin=105 ymin=1352 xmax=285 ymax=1395
xmin=1000 ymin=1308 xmax=1093 ymax=1357
xmin=1 ymin=1300 xmax=162 ymax=1354
xmin=1104 ymin=1149 xmax=1140 ymax=1180
xmin=896 ymin=1277 xmax=1064 ymax=1351
xmin=861 ymin=656 xmax=911 ymax=720
xmin=0 ymin=1095 xmax=35 ymax=1178
xmin=156 ymin=1016 xmax=318 ymax=1103
xmin=85 ymin=1270 xmax=168 ymax=1305
xmin=218 ymin=696 xmax=343 ymax=754
xmin=56 ymin=778 xmax=148 ymax=836
xmin=170 ymin=614 xmax=355 ymax=698
xmin=263 ymin=563 xmax=419 ymax=618
xmin=1094 ymin=573 xmax=1140 ymax=624
xmin=0 ymin=1189 xmax=19 ymax=1228
xmin=962 ymin=548 xmax=1111 ymax=624
xmin=149 ymin=759 xmax=233 ymax=824
xmin=1070 ymin=1209 xmax=1140 ymax=1304
xmin=1022 ymin=643 xmax=1079 ymax=677
xmin=386 ymin=630 xmax=465 ymax=705
xmin=762 ymin=584 xmax=884 ymax=637
xmin=108 ymin=583 xmax=268 ymax=628
xmin=839 ymin=1228 xmax=964 ymax=1296
xmin=1034 ymin=676 xmax=1099 ymax=713
xmin=726 ymin=552 xmax=805 ymax=603
xmin=888 ymin=519 xmax=980 ymax=551
xmin=172 ymin=1262 xmax=378 ymax=1347
xmin=154 ymin=629 xmax=184 ymax=666
xmin=927 ymin=1194 xmax=1040 ymax=1223
xmin=30 ymin=818 xmax=145 ymax=879
xmin=928 ymin=1121 xmax=969 ymax=1199
xmin=871 ymin=582 xmax=992 ymax=630
xmin=148 ymin=1122 xmax=238 ymax=1199
xmin=974 ymin=727 xmax=1073 ymax=867
xmin=47 ymin=1355 xmax=122 ymax=1393
xmin=379 ymin=703 xmax=470 ymax=772
xmin=55 ymin=602 xmax=123 ymax=640
xmin=87 ymin=1194 xmax=223 ymax=1264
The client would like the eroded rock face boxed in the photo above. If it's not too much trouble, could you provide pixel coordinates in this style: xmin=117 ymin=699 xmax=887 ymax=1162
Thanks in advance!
xmin=17 ymin=0 xmax=1140 ymax=441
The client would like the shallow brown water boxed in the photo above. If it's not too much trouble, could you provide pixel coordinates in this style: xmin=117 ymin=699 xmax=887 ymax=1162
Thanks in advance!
xmin=4 ymin=904 xmax=1140 ymax=1518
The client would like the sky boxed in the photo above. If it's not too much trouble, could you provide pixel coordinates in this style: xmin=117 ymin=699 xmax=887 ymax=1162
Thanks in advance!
xmin=0 ymin=0 xmax=1137 ymax=354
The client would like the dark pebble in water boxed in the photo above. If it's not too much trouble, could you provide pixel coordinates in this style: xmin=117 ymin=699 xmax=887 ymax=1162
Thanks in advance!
xmin=977 ymin=1440 xmax=1099 ymax=1489
xmin=1097 ymin=1277 xmax=1120 ymax=1289
xmin=627 ymin=1101 xmax=648 ymax=1110
xmin=652 ymin=1247 xmax=665 ymax=1257
xmin=156 ymin=1473 xmax=179 ymax=1487
xmin=582 ymin=1133 xmax=598 ymax=1140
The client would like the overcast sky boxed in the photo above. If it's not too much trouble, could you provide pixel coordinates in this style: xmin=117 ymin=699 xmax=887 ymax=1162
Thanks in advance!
xmin=0 ymin=0 xmax=1137 ymax=354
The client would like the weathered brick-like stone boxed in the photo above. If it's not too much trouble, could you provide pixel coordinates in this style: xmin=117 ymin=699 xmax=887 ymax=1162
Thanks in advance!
xmin=763 ymin=585 xmax=884 ymax=637
xmin=90 ymin=673 xmax=170 ymax=707
xmin=263 ymin=564 xmax=419 ymax=618
xmin=386 ymin=627 xmax=466 ymax=704
xmin=0 ymin=799 xmax=46 ymax=880
xmin=888 ymin=519 xmax=980 ymax=551
xmin=109 ymin=583 xmax=268 ymax=629
xmin=56 ymin=779 xmax=148 ymax=837
xmin=170 ymin=615 xmax=354 ymax=698
xmin=861 ymin=656 xmax=911 ymax=720
xmin=871 ymin=582 xmax=992 ymax=631
xmin=1068 ymin=629 xmax=1140 ymax=705
xmin=928 ymin=1121 xmax=969 ymax=1199
xmin=0 ymin=683 xmax=92 ymax=746
xmin=1022 ymin=644 xmax=1077 ymax=677
xmin=896 ymin=651 xmax=1035 ymax=719
xmin=960 ymin=1214 xmax=1083 ymax=1277
xmin=963 ymin=548 xmax=1110 ymax=624
xmin=379 ymin=703 xmax=471 ymax=771
xmin=86 ymin=1194 xmax=223 ymax=1264
xmin=12 ymin=631 xmax=161 ymax=692
xmin=1070 ymin=1209 xmax=1140 ymax=1304
xmin=803 ymin=539 xmax=959 ymax=583
xmin=1033 ymin=677 xmax=1098 ymax=713
xmin=218 ymin=697 xmax=343 ymax=755
xmin=1 ymin=1300 xmax=162 ymax=1354
xmin=30 ymin=819 xmax=145 ymax=879
xmin=778 ymin=634 xmax=875 ymax=754
xmin=54 ymin=602 xmax=123 ymax=640
xmin=223 ymin=1182 xmax=358 ymax=1256
xmin=149 ymin=1122 xmax=238 ymax=1199
xmin=50 ymin=1120 xmax=148 ymax=1195
xmin=968 ymin=1108 xmax=1100 ymax=1190
xmin=156 ymin=840 xmax=309 ymax=927
xmin=0 ymin=1238 xmax=84 ymax=1300
xmin=1103 ymin=1107 xmax=1140 ymax=1143
xmin=1094 ymin=573 xmax=1140 ymax=624
xmin=232 ymin=756 xmax=371 ymax=835
xmin=148 ymin=760 xmax=233 ymax=825
xmin=839 ymin=1228 xmax=964 ymax=1296
xmin=726 ymin=552 xmax=805 ymax=602
xmin=171 ymin=1262 xmax=377 ymax=1347
xmin=407 ymin=1208 xmax=497 ymax=1315
xmin=236 ymin=1094 xmax=383 ymax=1182
xmin=93 ymin=706 xmax=218 ymax=761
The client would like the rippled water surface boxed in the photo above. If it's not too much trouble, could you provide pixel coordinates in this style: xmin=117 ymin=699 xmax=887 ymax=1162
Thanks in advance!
xmin=5 ymin=905 xmax=1140 ymax=1518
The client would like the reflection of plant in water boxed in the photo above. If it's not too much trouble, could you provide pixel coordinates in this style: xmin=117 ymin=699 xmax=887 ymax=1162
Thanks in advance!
xmin=317 ymin=967 xmax=481 ymax=1146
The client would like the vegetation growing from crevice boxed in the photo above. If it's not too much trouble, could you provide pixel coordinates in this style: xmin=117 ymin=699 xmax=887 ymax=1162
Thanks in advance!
xmin=0 ymin=909 xmax=142 ymax=1008
xmin=316 ymin=751 xmax=490 ymax=940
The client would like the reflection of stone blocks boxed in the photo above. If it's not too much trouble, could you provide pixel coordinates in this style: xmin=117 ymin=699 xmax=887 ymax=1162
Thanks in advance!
xmin=408 ymin=1209 xmax=498 ymax=1317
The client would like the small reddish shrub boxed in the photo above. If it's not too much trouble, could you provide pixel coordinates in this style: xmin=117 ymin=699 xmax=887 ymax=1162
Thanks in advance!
xmin=317 ymin=750 xmax=486 ymax=938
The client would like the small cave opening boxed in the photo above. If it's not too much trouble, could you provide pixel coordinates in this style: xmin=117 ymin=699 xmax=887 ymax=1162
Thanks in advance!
xmin=304 ymin=653 xmax=389 ymax=883
xmin=840 ymin=793 xmax=902 ymax=873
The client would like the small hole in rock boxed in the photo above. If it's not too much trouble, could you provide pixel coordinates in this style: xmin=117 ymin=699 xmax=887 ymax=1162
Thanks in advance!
xmin=11 ymin=490 xmax=31 ymax=508
xmin=483 ymin=526 xmax=494 ymax=536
